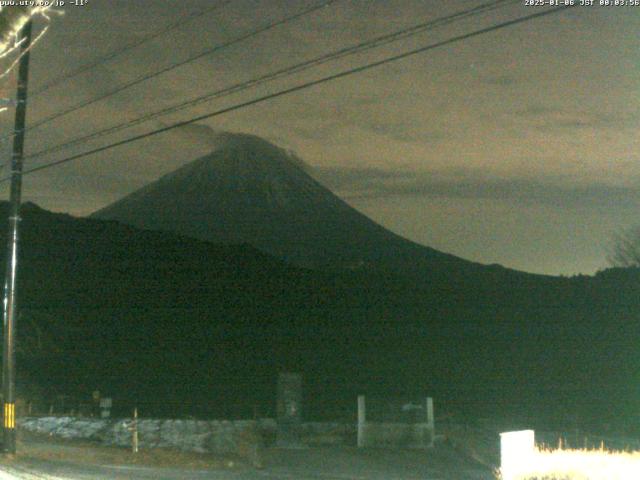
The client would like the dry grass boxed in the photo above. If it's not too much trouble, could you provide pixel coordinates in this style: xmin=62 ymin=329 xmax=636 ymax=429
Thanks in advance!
xmin=498 ymin=446 xmax=640 ymax=480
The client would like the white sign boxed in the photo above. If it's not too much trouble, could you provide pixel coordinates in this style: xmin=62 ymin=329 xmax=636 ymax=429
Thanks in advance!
xmin=500 ymin=429 xmax=535 ymax=480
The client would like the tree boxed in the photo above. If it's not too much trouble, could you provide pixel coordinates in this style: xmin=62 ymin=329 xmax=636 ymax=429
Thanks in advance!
xmin=608 ymin=225 xmax=640 ymax=267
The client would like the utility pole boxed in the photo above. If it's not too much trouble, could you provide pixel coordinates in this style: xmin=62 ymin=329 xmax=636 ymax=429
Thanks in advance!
xmin=2 ymin=20 xmax=32 ymax=455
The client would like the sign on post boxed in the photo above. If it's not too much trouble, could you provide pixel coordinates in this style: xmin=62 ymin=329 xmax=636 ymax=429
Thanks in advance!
xmin=99 ymin=397 xmax=112 ymax=418
xmin=276 ymin=373 xmax=303 ymax=448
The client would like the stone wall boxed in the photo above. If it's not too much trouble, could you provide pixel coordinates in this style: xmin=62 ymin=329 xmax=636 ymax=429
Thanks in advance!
xmin=19 ymin=416 xmax=276 ymax=455
xmin=20 ymin=416 xmax=415 ymax=452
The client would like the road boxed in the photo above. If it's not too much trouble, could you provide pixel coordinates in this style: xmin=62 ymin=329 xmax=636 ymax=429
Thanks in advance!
xmin=0 ymin=445 xmax=495 ymax=479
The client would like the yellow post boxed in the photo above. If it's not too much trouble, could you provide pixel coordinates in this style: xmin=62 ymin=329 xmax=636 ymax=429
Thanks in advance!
xmin=3 ymin=403 xmax=14 ymax=429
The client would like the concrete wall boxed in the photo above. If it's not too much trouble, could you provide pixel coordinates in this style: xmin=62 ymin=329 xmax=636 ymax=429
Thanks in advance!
xmin=300 ymin=422 xmax=356 ymax=446
xmin=359 ymin=422 xmax=433 ymax=448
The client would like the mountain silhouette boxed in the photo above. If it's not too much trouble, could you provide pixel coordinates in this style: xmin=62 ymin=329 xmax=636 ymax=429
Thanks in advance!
xmin=93 ymin=132 xmax=499 ymax=276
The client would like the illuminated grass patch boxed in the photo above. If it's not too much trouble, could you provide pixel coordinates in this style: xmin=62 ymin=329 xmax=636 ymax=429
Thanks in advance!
xmin=499 ymin=432 xmax=640 ymax=480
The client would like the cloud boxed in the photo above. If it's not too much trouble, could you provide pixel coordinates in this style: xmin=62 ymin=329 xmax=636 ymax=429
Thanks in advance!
xmin=317 ymin=106 xmax=449 ymax=145
xmin=312 ymin=165 xmax=640 ymax=209
xmin=283 ymin=101 xmax=449 ymax=145
xmin=481 ymin=75 xmax=519 ymax=87
xmin=513 ymin=105 xmax=640 ymax=131
xmin=167 ymin=123 xmax=222 ymax=148
xmin=290 ymin=124 xmax=341 ymax=142
xmin=313 ymin=165 xmax=412 ymax=190
xmin=360 ymin=120 xmax=446 ymax=144
xmin=514 ymin=105 xmax=561 ymax=118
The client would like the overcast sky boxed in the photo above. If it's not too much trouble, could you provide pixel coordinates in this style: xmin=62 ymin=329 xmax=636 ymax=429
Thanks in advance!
xmin=0 ymin=0 xmax=637 ymax=276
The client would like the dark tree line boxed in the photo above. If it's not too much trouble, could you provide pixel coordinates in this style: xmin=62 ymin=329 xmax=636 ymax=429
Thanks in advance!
xmin=609 ymin=225 xmax=640 ymax=268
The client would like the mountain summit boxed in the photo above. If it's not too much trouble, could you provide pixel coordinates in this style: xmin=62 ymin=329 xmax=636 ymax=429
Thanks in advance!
xmin=92 ymin=132 xmax=489 ymax=274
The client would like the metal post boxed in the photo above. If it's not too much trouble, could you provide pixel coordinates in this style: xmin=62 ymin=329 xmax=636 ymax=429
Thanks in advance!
xmin=357 ymin=395 xmax=365 ymax=447
xmin=426 ymin=397 xmax=434 ymax=447
xmin=2 ymin=20 xmax=32 ymax=455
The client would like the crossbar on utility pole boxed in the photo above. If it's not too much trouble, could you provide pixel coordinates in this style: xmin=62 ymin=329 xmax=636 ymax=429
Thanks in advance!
xmin=2 ymin=20 xmax=33 ymax=455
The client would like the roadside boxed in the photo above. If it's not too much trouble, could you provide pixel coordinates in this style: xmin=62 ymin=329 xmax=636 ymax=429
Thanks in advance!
xmin=16 ymin=430 xmax=240 ymax=470
xmin=0 ymin=429 xmax=496 ymax=480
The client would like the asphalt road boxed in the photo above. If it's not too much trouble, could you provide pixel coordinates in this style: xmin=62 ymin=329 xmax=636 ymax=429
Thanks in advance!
xmin=0 ymin=446 xmax=495 ymax=480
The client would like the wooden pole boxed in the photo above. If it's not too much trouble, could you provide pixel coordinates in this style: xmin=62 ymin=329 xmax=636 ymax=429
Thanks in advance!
xmin=132 ymin=408 xmax=138 ymax=453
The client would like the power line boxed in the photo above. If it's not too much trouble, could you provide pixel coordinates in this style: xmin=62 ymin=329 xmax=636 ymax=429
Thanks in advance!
xmin=27 ymin=0 xmax=518 ymax=161
xmin=31 ymin=1 xmax=232 ymax=97
xmin=5 ymin=5 xmax=575 ymax=183
xmin=28 ymin=0 xmax=514 ymax=160
xmin=21 ymin=0 xmax=337 ymax=136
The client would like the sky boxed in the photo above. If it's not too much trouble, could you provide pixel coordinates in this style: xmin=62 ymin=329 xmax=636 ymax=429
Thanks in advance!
xmin=0 ymin=0 xmax=638 ymax=276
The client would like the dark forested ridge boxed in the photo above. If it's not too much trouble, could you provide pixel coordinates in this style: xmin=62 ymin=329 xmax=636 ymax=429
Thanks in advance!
xmin=2 ymin=202 xmax=638 ymax=430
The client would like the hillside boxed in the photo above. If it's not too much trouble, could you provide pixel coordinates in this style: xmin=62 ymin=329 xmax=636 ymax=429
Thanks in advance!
xmin=0 ymin=202 xmax=635 ymax=430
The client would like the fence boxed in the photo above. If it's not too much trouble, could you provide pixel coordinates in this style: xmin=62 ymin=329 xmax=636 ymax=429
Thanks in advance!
xmin=357 ymin=395 xmax=435 ymax=448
